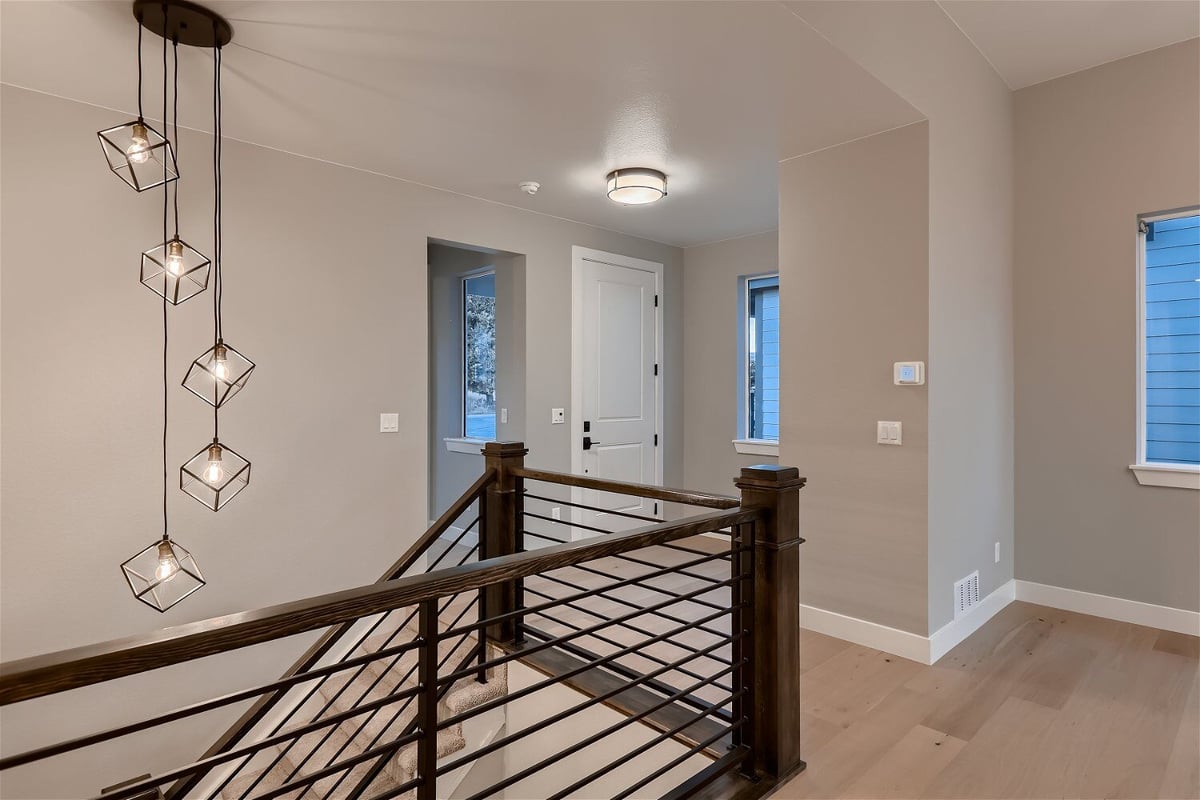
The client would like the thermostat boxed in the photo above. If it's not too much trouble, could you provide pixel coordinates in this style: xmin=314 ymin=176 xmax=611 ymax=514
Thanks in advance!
xmin=893 ymin=362 xmax=925 ymax=386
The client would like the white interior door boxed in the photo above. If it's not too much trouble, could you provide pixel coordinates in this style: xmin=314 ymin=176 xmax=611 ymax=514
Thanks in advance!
xmin=574 ymin=248 xmax=661 ymax=533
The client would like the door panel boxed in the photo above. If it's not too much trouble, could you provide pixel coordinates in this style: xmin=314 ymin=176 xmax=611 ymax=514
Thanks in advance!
xmin=580 ymin=256 xmax=659 ymax=531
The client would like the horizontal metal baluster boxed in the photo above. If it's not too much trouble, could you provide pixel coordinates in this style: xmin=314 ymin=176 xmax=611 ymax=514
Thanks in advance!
xmin=546 ymin=690 xmax=744 ymax=800
xmin=528 ymin=569 xmax=732 ymax=639
xmin=456 ymin=660 xmax=743 ymax=800
xmin=521 ymin=585 xmax=734 ymax=684
xmin=608 ymin=716 xmax=747 ymax=800
xmin=239 ymin=728 xmax=421 ymax=800
xmin=438 ymin=603 xmax=745 ymax=730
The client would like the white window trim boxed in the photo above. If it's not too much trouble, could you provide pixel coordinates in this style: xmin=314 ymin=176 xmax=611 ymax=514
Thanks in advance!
xmin=733 ymin=438 xmax=779 ymax=457
xmin=1129 ymin=463 xmax=1200 ymax=489
xmin=444 ymin=437 xmax=487 ymax=455
xmin=739 ymin=272 xmax=781 ymax=445
xmin=1132 ymin=208 xmax=1199 ymax=490
xmin=462 ymin=267 xmax=497 ymax=441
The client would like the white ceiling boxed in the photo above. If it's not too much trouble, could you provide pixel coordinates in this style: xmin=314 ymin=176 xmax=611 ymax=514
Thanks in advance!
xmin=0 ymin=1 xmax=924 ymax=247
xmin=939 ymin=0 xmax=1200 ymax=90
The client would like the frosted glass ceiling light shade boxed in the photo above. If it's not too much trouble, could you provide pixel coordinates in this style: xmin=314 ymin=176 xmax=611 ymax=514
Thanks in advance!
xmin=182 ymin=340 xmax=255 ymax=408
xmin=141 ymin=236 xmax=210 ymax=305
xmin=121 ymin=536 xmax=204 ymax=612
xmin=606 ymin=168 xmax=668 ymax=205
xmin=181 ymin=439 xmax=250 ymax=511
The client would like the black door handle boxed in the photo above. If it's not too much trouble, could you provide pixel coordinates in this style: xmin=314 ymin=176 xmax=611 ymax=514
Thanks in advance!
xmin=583 ymin=436 xmax=602 ymax=450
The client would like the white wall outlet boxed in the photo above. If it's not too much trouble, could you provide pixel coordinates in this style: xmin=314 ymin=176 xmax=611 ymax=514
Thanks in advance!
xmin=500 ymin=408 xmax=509 ymax=424
xmin=551 ymin=408 xmax=565 ymax=424
xmin=876 ymin=421 xmax=902 ymax=445
xmin=995 ymin=541 xmax=1001 ymax=563
xmin=551 ymin=507 xmax=561 ymax=521
xmin=893 ymin=361 xmax=926 ymax=385
xmin=379 ymin=413 xmax=399 ymax=433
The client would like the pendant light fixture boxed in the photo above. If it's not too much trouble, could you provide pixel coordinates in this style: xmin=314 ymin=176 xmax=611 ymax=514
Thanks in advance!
xmin=141 ymin=37 xmax=210 ymax=305
xmin=108 ymin=0 xmax=235 ymax=611
xmin=97 ymin=15 xmax=178 ymax=192
xmin=121 ymin=6 xmax=215 ymax=612
xmin=606 ymin=167 xmax=668 ymax=205
xmin=180 ymin=39 xmax=252 ymax=511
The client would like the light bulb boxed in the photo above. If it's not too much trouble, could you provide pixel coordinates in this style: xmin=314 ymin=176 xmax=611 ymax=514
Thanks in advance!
xmin=165 ymin=240 xmax=185 ymax=276
xmin=210 ymin=344 xmax=230 ymax=381
xmin=127 ymin=123 xmax=151 ymax=165
xmin=155 ymin=540 xmax=180 ymax=582
xmin=204 ymin=443 xmax=225 ymax=485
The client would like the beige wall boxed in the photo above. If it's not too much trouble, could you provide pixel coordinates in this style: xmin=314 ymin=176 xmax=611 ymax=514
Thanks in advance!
xmin=681 ymin=231 xmax=780 ymax=496
xmin=1014 ymin=40 xmax=1200 ymax=612
xmin=788 ymin=0 xmax=1015 ymax=633
xmin=781 ymin=122 xmax=931 ymax=634
xmin=0 ymin=84 xmax=682 ymax=797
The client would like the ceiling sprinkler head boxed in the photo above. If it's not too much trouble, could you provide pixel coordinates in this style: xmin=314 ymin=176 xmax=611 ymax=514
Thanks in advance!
xmin=518 ymin=181 xmax=541 ymax=196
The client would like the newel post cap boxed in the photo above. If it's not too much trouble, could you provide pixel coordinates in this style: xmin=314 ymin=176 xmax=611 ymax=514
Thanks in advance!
xmin=735 ymin=464 xmax=807 ymax=491
xmin=482 ymin=441 xmax=528 ymax=458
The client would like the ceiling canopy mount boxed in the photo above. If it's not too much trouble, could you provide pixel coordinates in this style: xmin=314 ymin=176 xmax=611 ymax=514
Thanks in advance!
xmin=133 ymin=0 xmax=233 ymax=48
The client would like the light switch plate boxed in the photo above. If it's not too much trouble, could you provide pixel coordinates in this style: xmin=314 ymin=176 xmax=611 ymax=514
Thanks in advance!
xmin=877 ymin=421 xmax=902 ymax=445
xmin=380 ymin=413 xmax=399 ymax=433
xmin=501 ymin=408 xmax=508 ymax=424
xmin=894 ymin=361 xmax=925 ymax=385
xmin=551 ymin=408 xmax=565 ymax=424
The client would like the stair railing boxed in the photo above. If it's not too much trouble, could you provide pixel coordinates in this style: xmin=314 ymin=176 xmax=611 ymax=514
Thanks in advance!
xmin=0 ymin=441 xmax=805 ymax=800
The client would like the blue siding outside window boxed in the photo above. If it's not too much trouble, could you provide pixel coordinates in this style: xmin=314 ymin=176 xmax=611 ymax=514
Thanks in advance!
xmin=747 ymin=276 xmax=780 ymax=441
xmin=1144 ymin=213 xmax=1200 ymax=465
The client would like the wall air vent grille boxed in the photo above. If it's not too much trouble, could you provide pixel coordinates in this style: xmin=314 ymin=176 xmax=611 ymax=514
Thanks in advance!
xmin=954 ymin=570 xmax=981 ymax=619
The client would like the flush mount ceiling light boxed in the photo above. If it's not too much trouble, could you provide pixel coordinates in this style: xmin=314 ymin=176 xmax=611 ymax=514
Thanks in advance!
xmin=606 ymin=168 xmax=668 ymax=205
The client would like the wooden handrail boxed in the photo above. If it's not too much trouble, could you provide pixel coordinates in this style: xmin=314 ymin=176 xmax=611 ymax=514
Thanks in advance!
xmin=513 ymin=466 xmax=741 ymax=510
xmin=0 ymin=506 xmax=760 ymax=706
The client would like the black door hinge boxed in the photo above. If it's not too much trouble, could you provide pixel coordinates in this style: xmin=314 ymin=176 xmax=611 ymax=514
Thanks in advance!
xmin=653 ymin=363 xmax=659 ymax=376
xmin=654 ymin=294 xmax=659 ymax=308
xmin=654 ymin=433 xmax=659 ymax=446
xmin=654 ymin=502 xmax=659 ymax=515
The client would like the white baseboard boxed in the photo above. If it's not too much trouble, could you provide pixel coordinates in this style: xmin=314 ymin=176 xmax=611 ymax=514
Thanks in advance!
xmin=800 ymin=604 xmax=932 ymax=664
xmin=928 ymin=579 xmax=1016 ymax=663
xmin=803 ymin=580 xmax=1015 ymax=665
xmin=1014 ymin=580 xmax=1200 ymax=636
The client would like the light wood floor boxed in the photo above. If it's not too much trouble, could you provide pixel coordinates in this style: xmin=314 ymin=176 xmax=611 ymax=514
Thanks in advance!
xmin=773 ymin=600 xmax=1200 ymax=800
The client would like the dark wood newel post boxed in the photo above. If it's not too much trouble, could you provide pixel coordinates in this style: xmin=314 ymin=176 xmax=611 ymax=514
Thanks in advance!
xmin=482 ymin=441 xmax=527 ymax=644
xmin=736 ymin=464 xmax=806 ymax=781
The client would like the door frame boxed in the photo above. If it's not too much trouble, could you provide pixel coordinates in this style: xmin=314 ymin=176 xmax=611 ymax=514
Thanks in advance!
xmin=570 ymin=246 xmax=664 ymax=519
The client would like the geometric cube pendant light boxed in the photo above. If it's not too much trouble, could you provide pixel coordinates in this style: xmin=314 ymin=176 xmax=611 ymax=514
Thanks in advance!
xmin=180 ymin=439 xmax=250 ymax=511
xmin=182 ymin=340 xmax=255 ymax=408
xmin=98 ymin=120 xmax=178 ymax=192
xmin=121 ymin=536 xmax=205 ymax=612
xmin=142 ymin=236 xmax=210 ymax=305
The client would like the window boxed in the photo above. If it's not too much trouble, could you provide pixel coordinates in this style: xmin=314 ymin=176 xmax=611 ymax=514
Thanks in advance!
xmin=1134 ymin=210 xmax=1199 ymax=488
xmin=463 ymin=271 xmax=496 ymax=440
xmin=738 ymin=274 xmax=780 ymax=449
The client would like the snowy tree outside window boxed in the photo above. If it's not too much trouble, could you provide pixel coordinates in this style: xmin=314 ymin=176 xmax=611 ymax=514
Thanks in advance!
xmin=463 ymin=272 xmax=497 ymax=439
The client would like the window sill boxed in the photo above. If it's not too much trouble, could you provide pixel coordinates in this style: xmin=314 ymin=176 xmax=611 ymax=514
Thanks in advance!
xmin=733 ymin=439 xmax=779 ymax=457
xmin=444 ymin=437 xmax=488 ymax=455
xmin=1129 ymin=464 xmax=1200 ymax=490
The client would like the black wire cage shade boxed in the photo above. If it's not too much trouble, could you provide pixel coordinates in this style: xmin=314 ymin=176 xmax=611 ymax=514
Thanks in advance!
xmin=182 ymin=339 xmax=255 ymax=407
xmin=181 ymin=438 xmax=250 ymax=511
xmin=121 ymin=536 xmax=205 ymax=612
xmin=142 ymin=235 xmax=211 ymax=304
xmin=98 ymin=119 xmax=179 ymax=192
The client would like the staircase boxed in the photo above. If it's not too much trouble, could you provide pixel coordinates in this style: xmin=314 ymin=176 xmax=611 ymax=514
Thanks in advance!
xmin=0 ymin=442 xmax=807 ymax=800
xmin=218 ymin=596 xmax=508 ymax=800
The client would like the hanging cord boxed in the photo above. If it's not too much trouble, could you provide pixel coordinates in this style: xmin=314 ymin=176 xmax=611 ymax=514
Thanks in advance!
xmin=211 ymin=41 xmax=222 ymax=441
xmin=215 ymin=45 xmax=224 ymax=342
xmin=172 ymin=37 xmax=180 ymax=237
xmin=136 ymin=11 xmax=144 ymax=120
xmin=161 ymin=6 xmax=169 ymax=541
